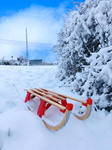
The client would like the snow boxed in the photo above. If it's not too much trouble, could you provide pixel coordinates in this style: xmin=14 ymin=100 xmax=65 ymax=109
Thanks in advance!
xmin=0 ymin=65 xmax=112 ymax=150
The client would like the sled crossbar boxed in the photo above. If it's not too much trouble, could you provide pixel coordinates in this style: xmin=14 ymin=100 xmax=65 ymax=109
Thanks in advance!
xmin=24 ymin=88 xmax=92 ymax=131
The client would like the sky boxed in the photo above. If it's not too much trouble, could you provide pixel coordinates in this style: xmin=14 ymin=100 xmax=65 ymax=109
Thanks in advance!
xmin=0 ymin=0 xmax=84 ymax=62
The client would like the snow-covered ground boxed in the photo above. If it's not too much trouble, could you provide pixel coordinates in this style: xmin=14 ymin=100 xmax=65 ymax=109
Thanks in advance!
xmin=0 ymin=65 xmax=112 ymax=150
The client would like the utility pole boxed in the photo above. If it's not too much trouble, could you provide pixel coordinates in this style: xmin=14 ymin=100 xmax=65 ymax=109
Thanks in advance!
xmin=26 ymin=28 xmax=29 ymax=65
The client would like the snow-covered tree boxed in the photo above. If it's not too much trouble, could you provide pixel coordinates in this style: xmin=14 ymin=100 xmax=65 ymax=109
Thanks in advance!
xmin=54 ymin=0 xmax=112 ymax=111
xmin=17 ymin=56 xmax=28 ymax=65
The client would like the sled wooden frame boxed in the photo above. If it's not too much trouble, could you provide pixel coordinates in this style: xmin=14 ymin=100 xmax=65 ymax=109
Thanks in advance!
xmin=24 ymin=88 xmax=92 ymax=131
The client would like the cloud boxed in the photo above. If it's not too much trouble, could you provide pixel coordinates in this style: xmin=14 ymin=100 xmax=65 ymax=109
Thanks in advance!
xmin=0 ymin=5 xmax=66 ymax=61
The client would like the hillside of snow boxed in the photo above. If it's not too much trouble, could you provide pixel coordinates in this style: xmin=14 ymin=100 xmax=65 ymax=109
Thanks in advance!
xmin=0 ymin=65 xmax=112 ymax=150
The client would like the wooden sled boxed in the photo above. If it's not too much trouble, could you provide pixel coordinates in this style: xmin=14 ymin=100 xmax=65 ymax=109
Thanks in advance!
xmin=24 ymin=88 xmax=92 ymax=131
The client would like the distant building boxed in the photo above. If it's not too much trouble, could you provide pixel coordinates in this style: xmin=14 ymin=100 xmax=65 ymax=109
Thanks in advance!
xmin=29 ymin=59 xmax=42 ymax=65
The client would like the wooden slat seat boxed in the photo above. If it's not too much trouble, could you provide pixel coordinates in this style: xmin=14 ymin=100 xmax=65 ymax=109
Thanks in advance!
xmin=31 ymin=88 xmax=60 ymax=102
xmin=40 ymin=87 xmax=87 ymax=104
xmin=35 ymin=88 xmax=66 ymax=100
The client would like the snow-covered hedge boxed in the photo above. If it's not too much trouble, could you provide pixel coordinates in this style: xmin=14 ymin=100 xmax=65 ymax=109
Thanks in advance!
xmin=54 ymin=0 xmax=112 ymax=111
xmin=71 ymin=46 xmax=112 ymax=111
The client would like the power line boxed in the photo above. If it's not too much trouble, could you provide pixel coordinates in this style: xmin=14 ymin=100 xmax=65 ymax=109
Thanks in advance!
xmin=0 ymin=38 xmax=53 ymax=48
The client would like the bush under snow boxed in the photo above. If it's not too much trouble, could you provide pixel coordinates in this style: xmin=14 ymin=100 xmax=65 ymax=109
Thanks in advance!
xmin=54 ymin=0 xmax=112 ymax=111
xmin=71 ymin=46 xmax=112 ymax=111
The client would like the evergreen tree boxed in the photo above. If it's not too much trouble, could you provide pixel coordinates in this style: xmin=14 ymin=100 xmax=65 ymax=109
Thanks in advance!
xmin=54 ymin=0 xmax=112 ymax=111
